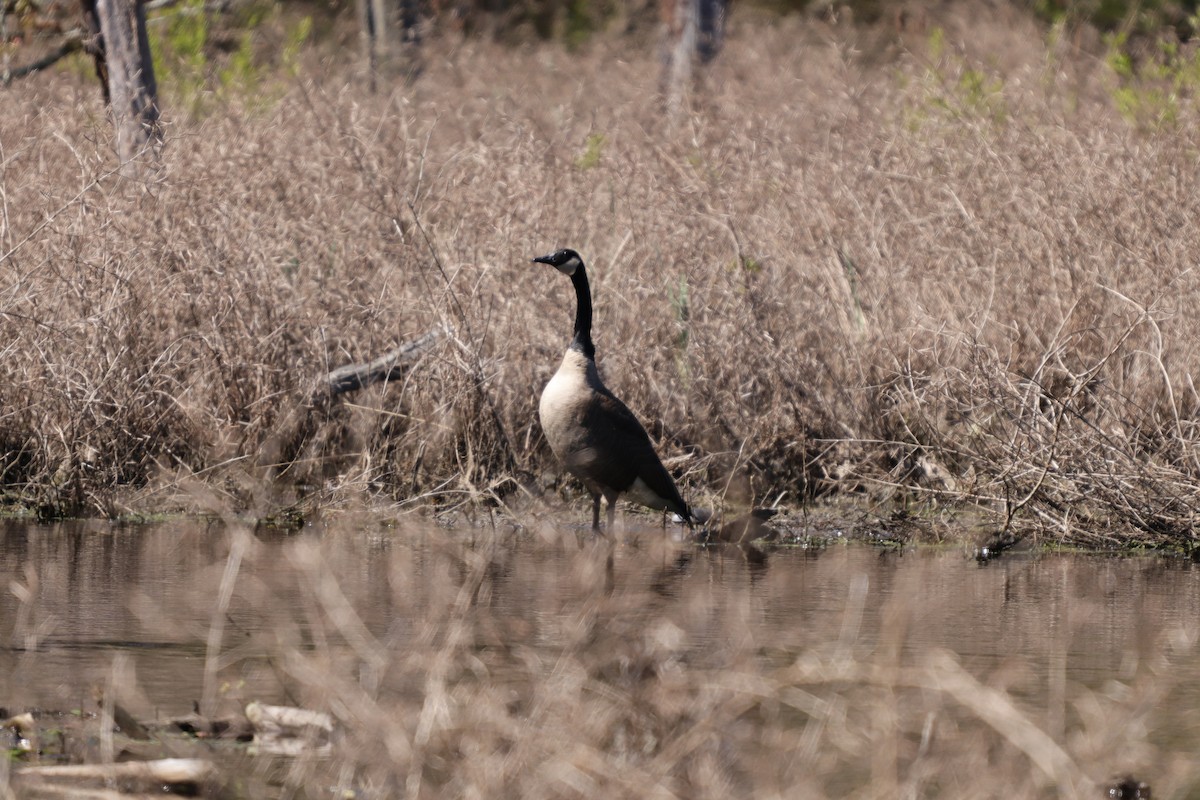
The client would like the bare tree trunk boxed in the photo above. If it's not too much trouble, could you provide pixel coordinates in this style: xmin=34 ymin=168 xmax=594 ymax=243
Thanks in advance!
xmin=1 ymin=0 xmax=9 ymax=82
xmin=661 ymin=0 xmax=728 ymax=123
xmin=398 ymin=0 xmax=422 ymax=81
xmin=370 ymin=0 xmax=392 ymax=80
xmin=79 ymin=0 xmax=111 ymax=105
xmin=358 ymin=0 xmax=421 ymax=92
xmin=696 ymin=0 xmax=727 ymax=65
xmin=663 ymin=0 xmax=697 ymax=122
xmin=356 ymin=0 xmax=377 ymax=92
xmin=95 ymin=0 xmax=160 ymax=174
xmin=358 ymin=0 xmax=393 ymax=91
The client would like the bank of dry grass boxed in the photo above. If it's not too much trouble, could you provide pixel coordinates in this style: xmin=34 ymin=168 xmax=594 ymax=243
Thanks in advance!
xmin=3 ymin=6 xmax=1200 ymax=547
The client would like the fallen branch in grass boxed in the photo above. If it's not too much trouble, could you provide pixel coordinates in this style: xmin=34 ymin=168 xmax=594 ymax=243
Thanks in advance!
xmin=321 ymin=326 xmax=445 ymax=399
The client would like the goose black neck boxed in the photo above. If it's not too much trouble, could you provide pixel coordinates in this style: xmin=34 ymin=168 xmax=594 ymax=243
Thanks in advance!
xmin=569 ymin=265 xmax=595 ymax=360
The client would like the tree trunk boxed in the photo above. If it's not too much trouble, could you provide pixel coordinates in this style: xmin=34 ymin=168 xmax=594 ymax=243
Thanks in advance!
xmin=663 ymin=0 xmax=698 ymax=123
xmin=696 ymin=0 xmax=727 ymax=66
xmin=79 ymin=0 xmax=111 ymax=105
xmin=398 ymin=0 xmax=421 ymax=81
xmin=94 ymin=0 xmax=160 ymax=173
xmin=358 ymin=0 xmax=421 ymax=92
xmin=660 ymin=0 xmax=728 ymax=123
xmin=357 ymin=0 xmax=390 ymax=92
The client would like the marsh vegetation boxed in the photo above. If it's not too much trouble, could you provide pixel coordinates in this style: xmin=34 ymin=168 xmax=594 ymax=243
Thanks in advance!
xmin=8 ymin=3 xmax=1200 ymax=791
xmin=5 ymin=2 xmax=1200 ymax=542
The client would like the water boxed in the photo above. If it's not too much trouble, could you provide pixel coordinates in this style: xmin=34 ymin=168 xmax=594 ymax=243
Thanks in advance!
xmin=1 ymin=518 xmax=1198 ymax=796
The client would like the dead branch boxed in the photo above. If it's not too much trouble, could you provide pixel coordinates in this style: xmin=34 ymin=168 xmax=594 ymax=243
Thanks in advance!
xmin=1 ymin=29 xmax=85 ymax=86
xmin=322 ymin=326 xmax=444 ymax=399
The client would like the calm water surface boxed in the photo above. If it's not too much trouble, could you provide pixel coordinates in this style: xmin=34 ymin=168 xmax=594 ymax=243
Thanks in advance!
xmin=1 ymin=517 xmax=1198 ymax=794
xmin=1 ymin=518 xmax=1196 ymax=713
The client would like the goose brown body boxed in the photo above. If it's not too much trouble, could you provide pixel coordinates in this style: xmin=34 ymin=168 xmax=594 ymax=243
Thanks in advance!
xmin=533 ymin=248 xmax=693 ymax=531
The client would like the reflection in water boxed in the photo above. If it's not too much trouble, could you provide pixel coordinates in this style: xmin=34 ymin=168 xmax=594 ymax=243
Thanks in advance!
xmin=0 ymin=518 xmax=1197 ymax=708
xmin=1 ymin=518 xmax=1199 ymax=795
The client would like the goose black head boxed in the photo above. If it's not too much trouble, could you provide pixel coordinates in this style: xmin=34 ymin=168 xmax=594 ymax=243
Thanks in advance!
xmin=532 ymin=248 xmax=584 ymax=277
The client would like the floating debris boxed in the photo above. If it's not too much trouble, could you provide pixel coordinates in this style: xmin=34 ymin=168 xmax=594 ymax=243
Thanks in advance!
xmin=1108 ymin=775 xmax=1152 ymax=799
xmin=14 ymin=757 xmax=219 ymax=797
xmin=2 ymin=711 xmax=36 ymax=753
xmin=171 ymin=701 xmax=254 ymax=741
xmin=245 ymin=702 xmax=334 ymax=756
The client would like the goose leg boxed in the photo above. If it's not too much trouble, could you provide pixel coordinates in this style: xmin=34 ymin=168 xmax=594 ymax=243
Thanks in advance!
xmin=591 ymin=494 xmax=602 ymax=531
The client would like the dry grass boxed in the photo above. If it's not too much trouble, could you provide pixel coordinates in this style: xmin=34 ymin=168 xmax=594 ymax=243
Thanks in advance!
xmin=4 ymin=4 xmax=1200 ymax=546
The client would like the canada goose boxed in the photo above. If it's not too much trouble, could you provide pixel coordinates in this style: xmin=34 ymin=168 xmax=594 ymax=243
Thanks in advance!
xmin=533 ymin=248 xmax=695 ymax=532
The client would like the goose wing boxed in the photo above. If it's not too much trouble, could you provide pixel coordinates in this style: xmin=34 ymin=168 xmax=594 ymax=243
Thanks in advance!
xmin=574 ymin=389 xmax=690 ymax=518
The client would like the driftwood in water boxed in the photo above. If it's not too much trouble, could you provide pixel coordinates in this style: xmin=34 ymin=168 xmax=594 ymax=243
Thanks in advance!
xmin=16 ymin=758 xmax=218 ymax=795
xmin=322 ymin=326 xmax=444 ymax=398
xmin=245 ymin=702 xmax=334 ymax=756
